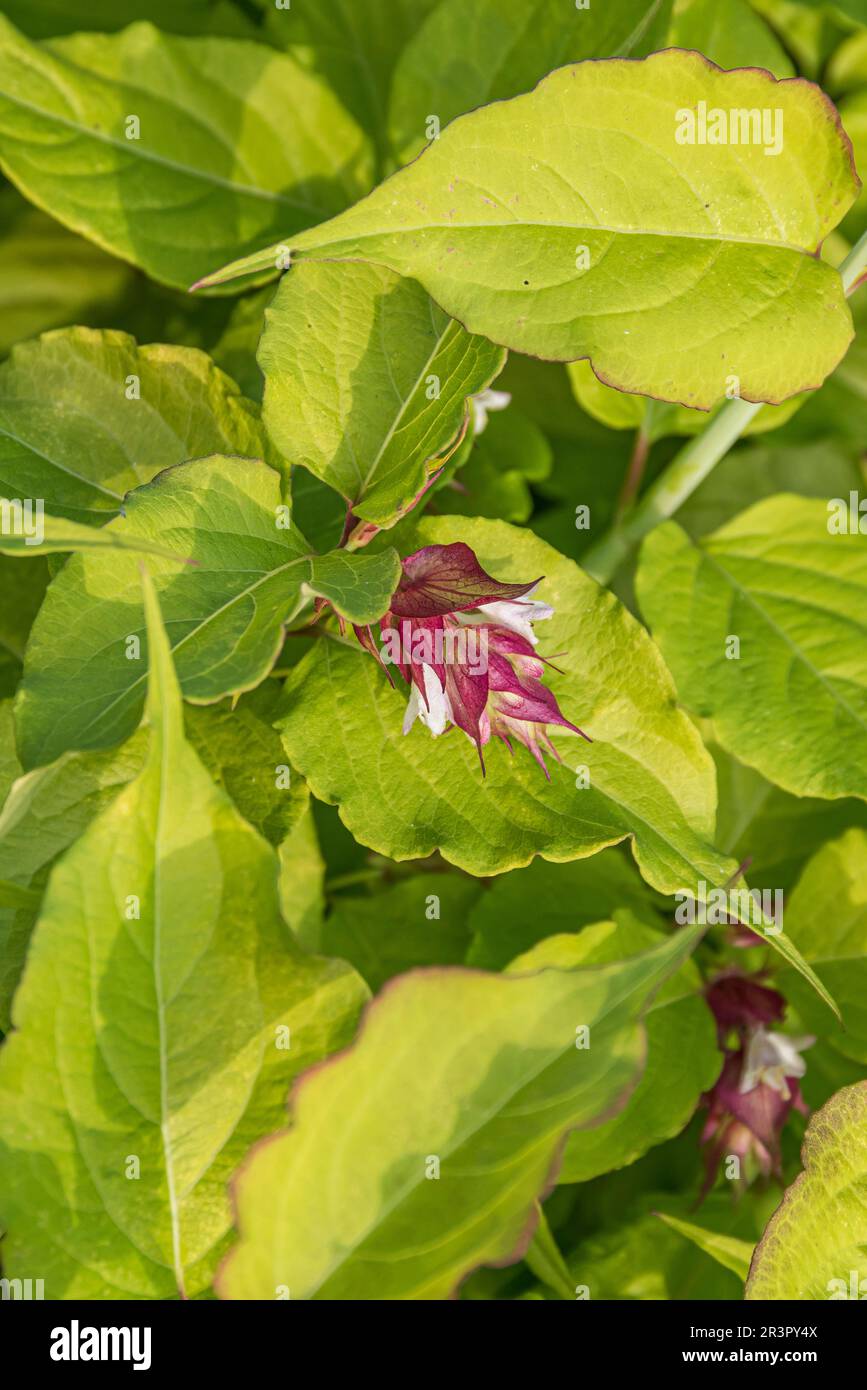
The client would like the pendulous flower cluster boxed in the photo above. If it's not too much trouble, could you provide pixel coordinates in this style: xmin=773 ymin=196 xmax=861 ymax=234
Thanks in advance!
xmin=353 ymin=541 xmax=589 ymax=775
xmin=700 ymin=972 xmax=814 ymax=1197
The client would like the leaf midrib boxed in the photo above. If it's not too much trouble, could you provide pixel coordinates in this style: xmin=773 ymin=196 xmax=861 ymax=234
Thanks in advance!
xmin=0 ymin=85 xmax=324 ymax=215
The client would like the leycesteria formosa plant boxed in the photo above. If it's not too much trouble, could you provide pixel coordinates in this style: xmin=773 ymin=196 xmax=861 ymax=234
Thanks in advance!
xmin=1 ymin=0 xmax=867 ymax=1323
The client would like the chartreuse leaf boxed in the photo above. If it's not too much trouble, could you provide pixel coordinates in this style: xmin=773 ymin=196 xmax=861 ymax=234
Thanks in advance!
xmin=0 ymin=186 xmax=131 ymax=354
xmin=0 ymin=570 xmax=367 ymax=1298
xmin=506 ymin=913 xmax=720 ymax=1183
xmin=567 ymin=359 xmax=803 ymax=442
xmin=654 ymin=1213 xmax=754 ymax=1281
xmin=277 ymin=516 xmax=831 ymax=1006
xmin=746 ymin=1082 xmax=867 ymax=1300
xmin=199 ymin=51 xmax=858 ymax=409
xmin=0 ymin=503 xmax=192 ymax=560
xmin=0 ymin=17 xmax=373 ymax=291
xmin=218 ymin=924 xmax=703 ymax=1300
xmin=15 ymin=456 xmax=400 ymax=768
xmin=636 ymin=496 xmax=867 ymax=802
xmin=0 ymin=687 xmax=306 ymax=1029
xmin=259 ymin=262 xmax=505 ymax=529
xmin=0 ymin=732 xmax=148 ymax=1032
xmin=387 ymin=0 xmax=673 ymax=164
xmin=779 ymin=829 xmax=867 ymax=1063
xmin=0 ymin=328 xmax=265 ymax=523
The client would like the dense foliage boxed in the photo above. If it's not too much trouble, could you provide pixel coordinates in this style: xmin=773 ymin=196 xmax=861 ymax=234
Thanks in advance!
xmin=0 ymin=0 xmax=866 ymax=1303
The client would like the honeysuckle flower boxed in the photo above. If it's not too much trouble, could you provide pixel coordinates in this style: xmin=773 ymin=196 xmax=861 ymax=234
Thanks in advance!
xmin=699 ymin=1051 xmax=808 ymax=1194
xmin=705 ymin=972 xmax=786 ymax=1044
xmin=353 ymin=541 xmax=589 ymax=775
xmin=738 ymin=1027 xmax=814 ymax=1100
xmin=699 ymin=971 xmax=813 ymax=1197
xmin=470 ymin=388 xmax=511 ymax=435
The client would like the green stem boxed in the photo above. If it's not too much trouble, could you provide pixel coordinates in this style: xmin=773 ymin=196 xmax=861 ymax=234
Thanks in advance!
xmin=582 ymin=228 xmax=867 ymax=586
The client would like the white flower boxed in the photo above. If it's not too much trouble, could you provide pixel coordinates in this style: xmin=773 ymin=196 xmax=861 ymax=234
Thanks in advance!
xmin=402 ymin=662 xmax=453 ymax=737
xmin=739 ymin=1027 xmax=814 ymax=1100
xmin=470 ymin=388 xmax=511 ymax=435
xmin=473 ymin=582 xmax=554 ymax=647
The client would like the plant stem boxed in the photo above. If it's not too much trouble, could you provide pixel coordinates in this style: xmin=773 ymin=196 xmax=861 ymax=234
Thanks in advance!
xmin=582 ymin=228 xmax=867 ymax=585
xmin=583 ymin=398 xmax=761 ymax=582
xmin=616 ymin=404 xmax=655 ymax=519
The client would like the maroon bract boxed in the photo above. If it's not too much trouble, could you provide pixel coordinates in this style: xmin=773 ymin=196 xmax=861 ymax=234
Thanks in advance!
xmin=354 ymin=541 xmax=590 ymax=775
xmin=699 ymin=971 xmax=813 ymax=1198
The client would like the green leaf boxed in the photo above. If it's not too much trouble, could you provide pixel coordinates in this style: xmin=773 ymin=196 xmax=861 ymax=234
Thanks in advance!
xmin=219 ymin=925 xmax=704 ymax=1300
xmin=636 ymin=496 xmax=867 ymax=802
xmin=536 ymin=1190 xmax=771 ymax=1300
xmin=263 ymin=0 xmax=442 ymax=174
xmin=654 ymin=1212 xmax=754 ymax=1281
xmin=524 ymin=1201 xmax=575 ymax=1300
xmin=0 ymin=695 xmax=21 ymax=807
xmin=387 ymin=0 xmax=673 ymax=165
xmin=676 ymin=439 xmax=862 ymax=541
xmin=0 ymin=553 xmax=49 ymax=696
xmin=567 ymin=358 xmax=804 ymax=442
xmin=321 ymin=873 xmax=483 ymax=992
xmin=506 ymin=913 xmax=721 ymax=1183
xmin=710 ymin=741 xmax=867 ymax=896
xmin=441 ymin=407 xmax=552 ymax=524
xmin=0 ymin=732 xmax=148 ymax=1031
xmin=466 ymin=849 xmax=667 ymax=971
xmin=278 ymin=799 xmax=326 ymax=951
xmin=668 ymin=0 xmax=795 ymax=78
xmin=199 ymin=51 xmax=858 ymax=409
xmin=0 ymin=17 xmax=373 ymax=291
xmin=303 ymin=547 xmax=402 ymax=620
xmin=15 ymin=456 xmax=400 ymax=768
xmin=780 ymin=828 xmax=867 ymax=1063
xmin=0 ymin=186 xmax=131 ymax=355
xmin=184 ymin=685 xmax=309 ymax=848
xmin=0 ymin=878 xmax=40 ymax=910
xmin=277 ymin=515 xmax=735 ymax=889
xmin=3 ymin=0 xmax=259 ymax=41
xmin=746 ymin=1082 xmax=867 ymax=1299
xmin=0 ymin=328 xmax=266 ymax=523
xmin=0 ymin=502 xmax=194 ymax=560
xmin=0 ymin=570 xmax=367 ymax=1297
xmin=260 ymin=262 xmax=505 ymax=529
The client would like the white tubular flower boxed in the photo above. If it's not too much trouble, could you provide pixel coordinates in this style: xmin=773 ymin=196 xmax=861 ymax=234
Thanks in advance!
xmin=739 ymin=1027 xmax=815 ymax=1100
xmin=470 ymin=388 xmax=511 ymax=435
